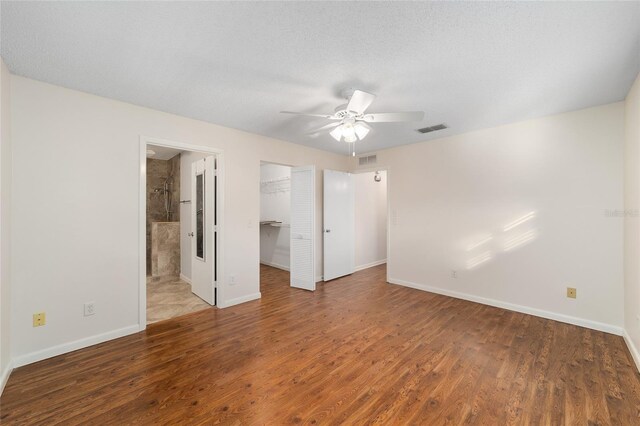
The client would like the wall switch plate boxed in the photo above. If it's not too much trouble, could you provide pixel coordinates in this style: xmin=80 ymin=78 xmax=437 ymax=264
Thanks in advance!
xmin=33 ymin=312 xmax=46 ymax=327
xmin=84 ymin=302 xmax=95 ymax=316
xmin=566 ymin=287 xmax=577 ymax=299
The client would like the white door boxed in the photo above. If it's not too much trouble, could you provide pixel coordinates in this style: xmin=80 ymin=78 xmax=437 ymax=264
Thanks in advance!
xmin=323 ymin=170 xmax=355 ymax=281
xmin=191 ymin=156 xmax=216 ymax=304
xmin=290 ymin=165 xmax=316 ymax=291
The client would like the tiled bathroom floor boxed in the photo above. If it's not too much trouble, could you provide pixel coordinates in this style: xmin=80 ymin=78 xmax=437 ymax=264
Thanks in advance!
xmin=146 ymin=275 xmax=211 ymax=324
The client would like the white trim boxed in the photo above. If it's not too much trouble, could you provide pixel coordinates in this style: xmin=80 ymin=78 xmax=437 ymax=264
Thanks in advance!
xmin=354 ymin=259 xmax=387 ymax=272
xmin=139 ymin=136 xmax=225 ymax=330
xmin=0 ymin=359 xmax=13 ymax=396
xmin=217 ymin=292 xmax=261 ymax=308
xmin=12 ymin=325 xmax=139 ymax=369
xmin=138 ymin=139 xmax=146 ymax=330
xmin=316 ymin=275 xmax=323 ymax=283
xmin=388 ymin=277 xmax=623 ymax=336
xmin=260 ymin=261 xmax=289 ymax=271
xmin=179 ymin=273 xmax=192 ymax=284
xmin=623 ymin=330 xmax=640 ymax=373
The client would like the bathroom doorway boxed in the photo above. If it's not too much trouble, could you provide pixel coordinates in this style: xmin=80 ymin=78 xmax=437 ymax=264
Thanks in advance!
xmin=140 ymin=138 xmax=223 ymax=326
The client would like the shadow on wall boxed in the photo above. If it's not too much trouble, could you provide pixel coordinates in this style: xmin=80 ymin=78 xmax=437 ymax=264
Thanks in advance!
xmin=462 ymin=211 xmax=538 ymax=270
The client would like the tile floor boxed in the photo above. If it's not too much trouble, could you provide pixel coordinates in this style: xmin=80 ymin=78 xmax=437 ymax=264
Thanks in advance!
xmin=146 ymin=275 xmax=210 ymax=324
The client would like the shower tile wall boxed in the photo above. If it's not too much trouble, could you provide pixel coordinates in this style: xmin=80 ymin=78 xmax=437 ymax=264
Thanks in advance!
xmin=151 ymin=222 xmax=181 ymax=276
xmin=146 ymin=154 xmax=181 ymax=275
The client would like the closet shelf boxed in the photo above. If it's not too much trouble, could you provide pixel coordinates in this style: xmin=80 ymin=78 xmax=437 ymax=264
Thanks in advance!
xmin=260 ymin=221 xmax=290 ymax=228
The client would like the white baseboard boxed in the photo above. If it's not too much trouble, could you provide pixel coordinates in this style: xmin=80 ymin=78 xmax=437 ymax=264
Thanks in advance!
xmin=316 ymin=275 xmax=323 ymax=283
xmin=0 ymin=359 xmax=13 ymax=396
xmin=355 ymin=259 xmax=387 ymax=272
xmin=218 ymin=292 xmax=261 ymax=308
xmin=623 ymin=330 xmax=640 ymax=373
xmin=179 ymin=273 xmax=192 ymax=284
xmin=388 ymin=277 xmax=623 ymax=336
xmin=259 ymin=261 xmax=289 ymax=271
xmin=12 ymin=324 xmax=140 ymax=368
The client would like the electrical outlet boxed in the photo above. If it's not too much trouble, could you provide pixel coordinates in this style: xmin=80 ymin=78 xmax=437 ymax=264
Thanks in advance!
xmin=84 ymin=302 xmax=95 ymax=316
xmin=451 ymin=270 xmax=457 ymax=279
xmin=33 ymin=312 xmax=46 ymax=327
xmin=566 ymin=287 xmax=577 ymax=299
xmin=229 ymin=275 xmax=236 ymax=286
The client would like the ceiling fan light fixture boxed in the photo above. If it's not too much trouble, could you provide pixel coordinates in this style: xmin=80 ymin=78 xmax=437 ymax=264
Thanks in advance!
xmin=341 ymin=123 xmax=357 ymax=143
xmin=354 ymin=122 xmax=371 ymax=140
xmin=281 ymin=89 xmax=424 ymax=149
xmin=344 ymin=133 xmax=357 ymax=143
xmin=329 ymin=126 xmax=343 ymax=141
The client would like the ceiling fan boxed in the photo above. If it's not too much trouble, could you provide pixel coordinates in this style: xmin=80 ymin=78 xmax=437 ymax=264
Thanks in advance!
xmin=281 ymin=89 xmax=424 ymax=154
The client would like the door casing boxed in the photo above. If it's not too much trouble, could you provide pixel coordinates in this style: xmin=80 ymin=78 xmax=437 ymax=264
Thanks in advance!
xmin=139 ymin=136 xmax=224 ymax=331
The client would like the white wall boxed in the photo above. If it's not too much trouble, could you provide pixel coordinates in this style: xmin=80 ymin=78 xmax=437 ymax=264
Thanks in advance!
xmin=9 ymin=76 xmax=349 ymax=365
xmin=0 ymin=58 xmax=13 ymax=392
xmin=179 ymin=150 xmax=207 ymax=281
xmin=357 ymin=103 xmax=625 ymax=333
xmin=260 ymin=163 xmax=291 ymax=270
xmin=354 ymin=171 xmax=387 ymax=270
xmin=624 ymin=72 xmax=640 ymax=370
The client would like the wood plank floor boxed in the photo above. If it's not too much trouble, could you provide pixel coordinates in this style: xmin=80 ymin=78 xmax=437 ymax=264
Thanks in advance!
xmin=1 ymin=265 xmax=639 ymax=425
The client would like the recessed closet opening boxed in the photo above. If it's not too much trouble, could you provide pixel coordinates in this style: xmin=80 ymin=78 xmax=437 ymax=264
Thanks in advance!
xmin=259 ymin=162 xmax=293 ymax=290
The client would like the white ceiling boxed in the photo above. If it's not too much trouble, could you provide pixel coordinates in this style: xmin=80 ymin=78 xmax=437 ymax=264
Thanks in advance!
xmin=2 ymin=2 xmax=639 ymax=155
xmin=146 ymin=144 xmax=182 ymax=160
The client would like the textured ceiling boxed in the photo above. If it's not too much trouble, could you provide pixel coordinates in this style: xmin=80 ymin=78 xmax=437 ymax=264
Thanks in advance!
xmin=1 ymin=1 xmax=639 ymax=155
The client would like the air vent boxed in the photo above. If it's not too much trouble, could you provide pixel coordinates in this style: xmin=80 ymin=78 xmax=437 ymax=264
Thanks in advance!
xmin=358 ymin=154 xmax=377 ymax=166
xmin=417 ymin=123 xmax=448 ymax=134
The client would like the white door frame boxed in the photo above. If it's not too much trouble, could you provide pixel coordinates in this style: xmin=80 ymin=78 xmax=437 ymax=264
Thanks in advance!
xmin=138 ymin=136 xmax=225 ymax=330
xmin=352 ymin=165 xmax=391 ymax=284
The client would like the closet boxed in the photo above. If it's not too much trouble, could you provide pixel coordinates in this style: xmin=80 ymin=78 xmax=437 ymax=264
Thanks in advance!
xmin=260 ymin=163 xmax=292 ymax=270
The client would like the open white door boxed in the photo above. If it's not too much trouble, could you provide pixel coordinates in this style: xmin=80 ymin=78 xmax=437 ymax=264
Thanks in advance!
xmin=290 ymin=165 xmax=316 ymax=291
xmin=191 ymin=156 xmax=216 ymax=304
xmin=323 ymin=170 xmax=355 ymax=281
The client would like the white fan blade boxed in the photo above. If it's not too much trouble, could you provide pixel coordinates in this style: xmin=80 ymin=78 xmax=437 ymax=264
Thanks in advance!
xmin=306 ymin=122 xmax=341 ymax=135
xmin=281 ymin=111 xmax=338 ymax=119
xmin=362 ymin=111 xmax=424 ymax=123
xmin=347 ymin=90 xmax=376 ymax=114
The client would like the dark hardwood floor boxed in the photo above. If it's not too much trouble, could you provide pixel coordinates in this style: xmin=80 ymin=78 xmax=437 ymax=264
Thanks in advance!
xmin=1 ymin=264 xmax=639 ymax=424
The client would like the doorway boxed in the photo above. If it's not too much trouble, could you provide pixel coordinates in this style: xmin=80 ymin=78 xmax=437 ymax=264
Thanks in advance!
xmin=259 ymin=162 xmax=317 ymax=293
xmin=139 ymin=137 xmax=224 ymax=329
xmin=259 ymin=162 xmax=292 ymax=290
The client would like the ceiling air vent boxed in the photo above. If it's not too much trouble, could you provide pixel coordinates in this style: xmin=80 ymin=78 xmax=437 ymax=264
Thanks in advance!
xmin=417 ymin=123 xmax=448 ymax=134
xmin=358 ymin=154 xmax=377 ymax=167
